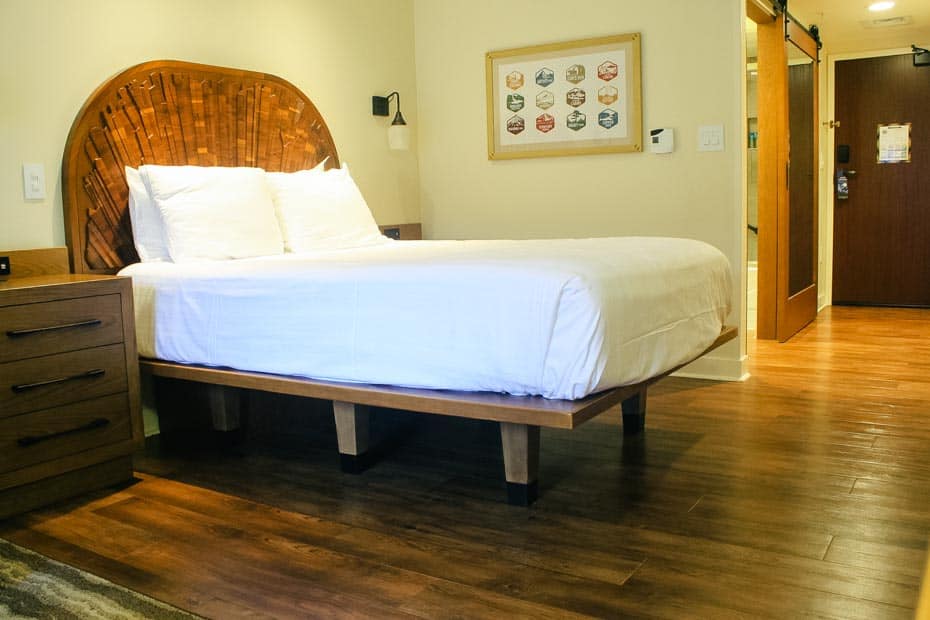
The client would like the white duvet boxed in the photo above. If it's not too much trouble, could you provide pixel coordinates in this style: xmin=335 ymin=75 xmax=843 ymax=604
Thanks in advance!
xmin=120 ymin=237 xmax=732 ymax=399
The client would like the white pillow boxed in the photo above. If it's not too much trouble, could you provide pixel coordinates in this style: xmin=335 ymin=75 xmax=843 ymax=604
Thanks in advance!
xmin=125 ymin=166 xmax=171 ymax=262
xmin=265 ymin=164 xmax=388 ymax=252
xmin=142 ymin=165 xmax=284 ymax=262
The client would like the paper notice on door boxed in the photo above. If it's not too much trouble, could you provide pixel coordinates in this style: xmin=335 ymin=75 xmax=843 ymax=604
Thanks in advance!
xmin=877 ymin=123 xmax=911 ymax=163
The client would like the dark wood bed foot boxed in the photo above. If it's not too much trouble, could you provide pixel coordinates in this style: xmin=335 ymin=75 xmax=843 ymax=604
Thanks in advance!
xmin=339 ymin=453 xmax=371 ymax=474
xmin=621 ymin=387 xmax=647 ymax=436
xmin=213 ymin=428 xmax=246 ymax=453
xmin=500 ymin=422 xmax=541 ymax=506
xmin=506 ymin=481 xmax=539 ymax=506
xmin=334 ymin=401 xmax=372 ymax=473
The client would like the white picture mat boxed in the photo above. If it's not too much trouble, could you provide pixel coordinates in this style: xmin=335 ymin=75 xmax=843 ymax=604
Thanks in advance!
xmin=486 ymin=33 xmax=642 ymax=159
xmin=497 ymin=50 xmax=628 ymax=146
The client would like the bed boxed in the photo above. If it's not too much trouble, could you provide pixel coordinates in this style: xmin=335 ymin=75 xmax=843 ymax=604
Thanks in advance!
xmin=62 ymin=59 xmax=736 ymax=505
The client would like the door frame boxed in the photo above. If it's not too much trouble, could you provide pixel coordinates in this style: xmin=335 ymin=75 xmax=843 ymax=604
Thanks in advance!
xmin=821 ymin=45 xmax=919 ymax=309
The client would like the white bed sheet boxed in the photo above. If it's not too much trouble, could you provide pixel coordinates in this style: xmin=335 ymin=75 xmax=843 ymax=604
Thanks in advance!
xmin=120 ymin=237 xmax=732 ymax=400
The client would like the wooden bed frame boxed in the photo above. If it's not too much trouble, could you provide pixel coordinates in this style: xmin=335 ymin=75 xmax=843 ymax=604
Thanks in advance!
xmin=62 ymin=59 xmax=736 ymax=505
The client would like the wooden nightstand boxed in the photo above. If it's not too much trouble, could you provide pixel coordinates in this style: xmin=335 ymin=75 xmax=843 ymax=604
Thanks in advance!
xmin=0 ymin=270 xmax=142 ymax=518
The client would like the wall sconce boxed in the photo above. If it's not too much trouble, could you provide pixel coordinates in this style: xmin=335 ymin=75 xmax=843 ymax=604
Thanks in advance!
xmin=372 ymin=91 xmax=410 ymax=151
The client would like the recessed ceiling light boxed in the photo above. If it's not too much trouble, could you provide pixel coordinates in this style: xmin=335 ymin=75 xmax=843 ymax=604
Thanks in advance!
xmin=868 ymin=1 xmax=895 ymax=11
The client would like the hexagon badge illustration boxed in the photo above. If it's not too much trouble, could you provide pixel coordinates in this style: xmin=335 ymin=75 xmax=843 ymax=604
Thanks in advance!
xmin=597 ymin=85 xmax=618 ymax=105
xmin=506 ymin=93 xmax=525 ymax=112
xmin=598 ymin=109 xmax=619 ymax=129
xmin=536 ymin=113 xmax=555 ymax=133
xmin=566 ymin=110 xmax=586 ymax=131
xmin=535 ymin=67 xmax=554 ymax=87
xmin=566 ymin=88 xmax=586 ymax=108
xmin=536 ymin=90 xmax=555 ymax=110
xmin=565 ymin=64 xmax=586 ymax=84
xmin=597 ymin=60 xmax=619 ymax=81
xmin=506 ymin=71 xmax=524 ymax=90
xmin=506 ymin=115 xmax=526 ymax=135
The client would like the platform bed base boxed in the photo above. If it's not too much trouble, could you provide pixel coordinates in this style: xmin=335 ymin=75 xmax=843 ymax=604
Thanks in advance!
xmin=328 ymin=399 xmax=629 ymax=507
xmin=142 ymin=326 xmax=735 ymax=506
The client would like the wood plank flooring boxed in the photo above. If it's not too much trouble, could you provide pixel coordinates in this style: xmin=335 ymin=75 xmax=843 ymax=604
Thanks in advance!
xmin=3 ymin=306 xmax=930 ymax=618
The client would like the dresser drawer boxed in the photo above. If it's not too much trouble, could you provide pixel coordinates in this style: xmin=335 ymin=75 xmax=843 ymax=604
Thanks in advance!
xmin=0 ymin=294 xmax=123 ymax=363
xmin=0 ymin=393 xmax=132 ymax=474
xmin=0 ymin=344 xmax=128 ymax=418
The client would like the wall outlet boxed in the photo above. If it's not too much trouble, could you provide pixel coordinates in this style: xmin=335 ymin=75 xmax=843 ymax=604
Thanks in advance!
xmin=0 ymin=256 xmax=10 ymax=280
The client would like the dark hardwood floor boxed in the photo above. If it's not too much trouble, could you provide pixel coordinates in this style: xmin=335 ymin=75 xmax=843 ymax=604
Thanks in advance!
xmin=3 ymin=306 xmax=929 ymax=618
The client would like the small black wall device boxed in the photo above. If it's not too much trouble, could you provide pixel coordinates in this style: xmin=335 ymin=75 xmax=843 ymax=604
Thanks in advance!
xmin=837 ymin=145 xmax=850 ymax=164
xmin=913 ymin=45 xmax=930 ymax=67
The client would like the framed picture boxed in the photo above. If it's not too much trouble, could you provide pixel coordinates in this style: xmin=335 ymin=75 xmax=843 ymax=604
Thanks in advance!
xmin=486 ymin=33 xmax=642 ymax=160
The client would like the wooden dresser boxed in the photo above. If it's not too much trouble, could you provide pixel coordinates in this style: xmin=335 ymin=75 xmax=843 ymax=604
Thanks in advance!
xmin=0 ymin=249 xmax=142 ymax=518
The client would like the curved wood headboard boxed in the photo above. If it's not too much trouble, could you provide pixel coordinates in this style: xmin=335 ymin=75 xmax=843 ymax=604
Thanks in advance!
xmin=63 ymin=59 xmax=339 ymax=274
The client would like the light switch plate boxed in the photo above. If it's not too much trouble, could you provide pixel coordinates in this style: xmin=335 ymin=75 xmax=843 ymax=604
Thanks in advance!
xmin=697 ymin=125 xmax=725 ymax=152
xmin=22 ymin=163 xmax=46 ymax=200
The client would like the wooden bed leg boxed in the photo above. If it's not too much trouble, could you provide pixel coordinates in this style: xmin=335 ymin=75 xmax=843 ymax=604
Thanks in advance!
xmin=500 ymin=422 xmax=540 ymax=506
xmin=207 ymin=385 xmax=242 ymax=431
xmin=334 ymin=401 xmax=371 ymax=474
xmin=621 ymin=386 xmax=647 ymax=436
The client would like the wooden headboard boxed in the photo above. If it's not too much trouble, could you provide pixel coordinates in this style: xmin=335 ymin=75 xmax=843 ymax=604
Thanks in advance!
xmin=63 ymin=59 xmax=339 ymax=274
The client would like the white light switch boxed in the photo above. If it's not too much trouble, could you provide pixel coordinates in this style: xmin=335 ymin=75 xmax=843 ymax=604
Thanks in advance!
xmin=23 ymin=163 xmax=46 ymax=200
xmin=698 ymin=125 xmax=725 ymax=152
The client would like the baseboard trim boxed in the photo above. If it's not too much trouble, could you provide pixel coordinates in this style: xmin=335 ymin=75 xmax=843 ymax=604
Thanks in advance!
xmin=672 ymin=353 xmax=748 ymax=382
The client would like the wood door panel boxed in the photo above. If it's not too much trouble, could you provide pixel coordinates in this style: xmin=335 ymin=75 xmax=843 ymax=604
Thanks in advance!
xmin=833 ymin=54 xmax=930 ymax=306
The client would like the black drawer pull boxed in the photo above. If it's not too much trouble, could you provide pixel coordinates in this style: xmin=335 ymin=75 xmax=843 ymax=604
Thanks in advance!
xmin=17 ymin=418 xmax=110 ymax=447
xmin=11 ymin=368 xmax=106 ymax=393
xmin=7 ymin=319 xmax=103 ymax=338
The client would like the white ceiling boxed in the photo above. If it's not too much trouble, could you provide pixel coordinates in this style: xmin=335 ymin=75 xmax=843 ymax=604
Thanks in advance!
xmin=788 ymin=0 xmax=930 ymax=54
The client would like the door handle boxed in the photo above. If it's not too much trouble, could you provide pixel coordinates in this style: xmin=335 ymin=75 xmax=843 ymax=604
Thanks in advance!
xmin=11 ymin=368 xmax=106 ymax=393
xmin=7 ymin=319 xmax=102 ymax=338
xmin=17 ymin=418 xmax=110 ymax=447
xmin=836 ymin=168 xmax=855 ymax=200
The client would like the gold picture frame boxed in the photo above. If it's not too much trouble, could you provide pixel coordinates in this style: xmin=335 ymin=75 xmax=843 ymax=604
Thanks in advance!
xmin=486 ymin=33 xmax=642 ymax=160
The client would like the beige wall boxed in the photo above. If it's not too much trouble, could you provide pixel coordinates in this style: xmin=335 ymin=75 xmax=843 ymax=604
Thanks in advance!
xmin=0 ymin=0 xmax=419 ymax=251
xmin=0 ymin=0 xmax=747 ymax=379
xmin=414 ymin=0 xmax=747 ymax=378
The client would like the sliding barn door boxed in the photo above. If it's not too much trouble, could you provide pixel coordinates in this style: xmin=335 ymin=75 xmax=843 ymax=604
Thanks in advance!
xmin=756 ymin=12 xmax=819 ymax=341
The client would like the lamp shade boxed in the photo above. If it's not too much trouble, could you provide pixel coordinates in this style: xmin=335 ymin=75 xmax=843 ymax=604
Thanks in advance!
xmin=373 ymin=92 xmax=410 ymax=151
xmin=388 ymin=123 xmax=410 ymax=151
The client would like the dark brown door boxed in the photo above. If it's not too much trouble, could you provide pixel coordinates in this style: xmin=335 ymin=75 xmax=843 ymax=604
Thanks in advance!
xmin=833 ymin=54 xmax=930 ymax=306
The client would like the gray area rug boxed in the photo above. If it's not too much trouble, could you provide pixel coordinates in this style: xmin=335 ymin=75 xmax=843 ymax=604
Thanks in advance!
xmin=0 ymin=538 xmax=199 ymax=619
